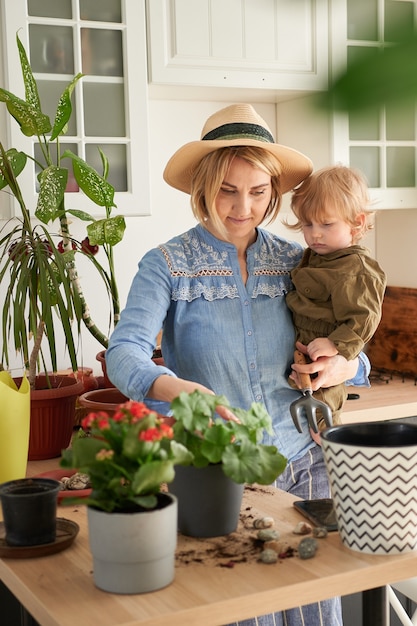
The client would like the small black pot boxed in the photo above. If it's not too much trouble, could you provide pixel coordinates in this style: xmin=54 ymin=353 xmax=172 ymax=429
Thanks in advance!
xmin=170 ymin=464 xmax=244 ymax=538
xmin=0 ymin=477 xmax=61 ymax=546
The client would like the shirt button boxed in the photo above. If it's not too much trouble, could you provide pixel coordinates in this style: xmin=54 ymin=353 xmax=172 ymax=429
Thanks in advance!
xmin=244 ymin=300 xmax=249 ymax=306
xmin=256 ymin=395 xmax=262 ymax=401
xmin=250 ymin=363 xmax=255 ymax=369
xmin=247 ymin=330 xmax=252 ymax=336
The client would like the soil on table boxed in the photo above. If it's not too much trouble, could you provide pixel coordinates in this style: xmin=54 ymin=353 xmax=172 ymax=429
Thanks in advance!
xmin=175 ymin=484 xmax=298 ymax=568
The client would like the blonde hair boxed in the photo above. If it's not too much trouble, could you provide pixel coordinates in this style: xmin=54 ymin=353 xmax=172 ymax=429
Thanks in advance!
xmin=286 ymin=165 xmax=375 ymax=243
xmin=190 ymin=147 xmax=283 ymax=238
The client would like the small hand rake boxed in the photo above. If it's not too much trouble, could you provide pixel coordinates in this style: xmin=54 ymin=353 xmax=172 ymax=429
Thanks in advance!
xmin=289 ymin=350 xmax=333 ymax=433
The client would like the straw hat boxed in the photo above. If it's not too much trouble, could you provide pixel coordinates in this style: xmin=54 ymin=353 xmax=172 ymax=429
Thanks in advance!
xmin=163 ymin=104 xmax=313 ymax=194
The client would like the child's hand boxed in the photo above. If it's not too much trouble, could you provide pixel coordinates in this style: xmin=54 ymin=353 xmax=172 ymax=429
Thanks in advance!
xmin=307 ymin=337 xmax=338 ymax=362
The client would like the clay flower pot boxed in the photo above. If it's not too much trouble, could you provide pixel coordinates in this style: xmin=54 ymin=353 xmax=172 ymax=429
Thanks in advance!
xmin=78 ymin=387 xmax=129 ymax=416
xmin=12 ymin=375 xmax=84 ymax=461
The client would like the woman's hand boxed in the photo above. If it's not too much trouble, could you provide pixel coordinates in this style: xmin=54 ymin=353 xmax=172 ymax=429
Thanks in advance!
xmin=149 ymin=375 xmax=240 ymax=422
xmin=290 ymin=341 xmax=358 ymax=392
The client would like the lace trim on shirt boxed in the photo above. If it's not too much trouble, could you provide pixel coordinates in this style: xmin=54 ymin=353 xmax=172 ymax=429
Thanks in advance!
xmin=172 ymin=283 xmax=239 ymax=302
xmin=159 ymin=229 xmax=301 ymax=302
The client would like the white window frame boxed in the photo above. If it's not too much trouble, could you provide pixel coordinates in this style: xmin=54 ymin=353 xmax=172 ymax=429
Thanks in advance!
xmin=0 ymin=0 xmax=151 ymax=218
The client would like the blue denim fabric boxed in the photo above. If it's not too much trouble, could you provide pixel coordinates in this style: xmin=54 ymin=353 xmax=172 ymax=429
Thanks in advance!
xmin=106 ymin=225 xmax=368 ymax=464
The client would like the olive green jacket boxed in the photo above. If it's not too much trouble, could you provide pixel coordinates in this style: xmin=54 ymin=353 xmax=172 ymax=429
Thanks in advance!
xmin=286 ymin=245 xmax=387 ymax=361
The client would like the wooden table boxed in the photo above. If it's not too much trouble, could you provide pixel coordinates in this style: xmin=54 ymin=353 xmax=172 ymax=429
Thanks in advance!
xmin=1 ymin=460 xmax=417 ymax=625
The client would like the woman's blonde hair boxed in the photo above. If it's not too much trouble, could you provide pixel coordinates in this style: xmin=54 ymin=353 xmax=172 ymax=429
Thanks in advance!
xmin=190 ymin=146 xmax=283 ymax=238
xmin=286 ymin=165 xmax=375 ymax=243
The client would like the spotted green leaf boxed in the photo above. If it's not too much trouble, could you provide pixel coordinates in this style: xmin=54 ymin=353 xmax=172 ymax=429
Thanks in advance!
xmin=35 ymin=166 xmax=68 ymax=223
xmin=87 ymin=215 xmax=126 ymax=246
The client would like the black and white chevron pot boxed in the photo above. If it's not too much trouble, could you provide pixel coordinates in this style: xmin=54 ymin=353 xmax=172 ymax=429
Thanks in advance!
xmin=321 ymin=421 xmax=417 ymax=555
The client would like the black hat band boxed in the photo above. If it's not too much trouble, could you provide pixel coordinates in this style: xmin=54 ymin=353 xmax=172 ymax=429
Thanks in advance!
xmin=202 ymin=122 xmax=274 ymax=144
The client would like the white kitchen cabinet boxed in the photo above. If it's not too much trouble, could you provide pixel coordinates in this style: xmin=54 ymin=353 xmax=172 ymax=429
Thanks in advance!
xmin=146 ymin=0 xmax=329 ymax=97
xmin=0 ymin=0 xmax=151 ymax=218
xmin=331 ymin=0 xmax=417 ymax=209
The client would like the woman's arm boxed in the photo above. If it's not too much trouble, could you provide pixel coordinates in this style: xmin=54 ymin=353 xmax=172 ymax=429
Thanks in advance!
xmin=147 ymin=374 xmax=214 ymax=403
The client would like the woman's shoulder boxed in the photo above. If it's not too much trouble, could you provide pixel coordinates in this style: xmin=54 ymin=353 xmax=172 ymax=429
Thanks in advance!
xmin=155 ymin=226 xmax=231 ymax=275
xmin=256 ymin=228 xmax=304 ymax=264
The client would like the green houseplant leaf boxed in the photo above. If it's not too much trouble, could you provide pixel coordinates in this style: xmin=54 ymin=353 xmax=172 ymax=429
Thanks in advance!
xmin=170 ymin=390 xmax=287 ymax=485
xmin=0 ymin=34 xmax=126 ymax=380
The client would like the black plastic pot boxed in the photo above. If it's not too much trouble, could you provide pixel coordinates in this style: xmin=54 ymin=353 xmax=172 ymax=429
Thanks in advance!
xmin=0 ymin=477 xmax=61 ymax=546
xmin=170 ymin=464 xmax=244 ymax=538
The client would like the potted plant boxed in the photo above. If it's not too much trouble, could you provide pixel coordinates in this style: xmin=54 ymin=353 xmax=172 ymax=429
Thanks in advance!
xmin=60 ymin=400 xmax=192 ymax=594
xmin=169 ymin=390 xmax=288 ymax=537
xmin=0 ymin=35 xmax=126 ymax=457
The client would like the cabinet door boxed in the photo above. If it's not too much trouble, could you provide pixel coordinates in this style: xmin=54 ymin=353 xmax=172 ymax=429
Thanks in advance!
xmin=1 ymin=0 xmax=150 ymax=218
xmin=332 ymin=0 xmax=417 ymax=209
xmin=146 ymin=0 xmax=329 ymax=93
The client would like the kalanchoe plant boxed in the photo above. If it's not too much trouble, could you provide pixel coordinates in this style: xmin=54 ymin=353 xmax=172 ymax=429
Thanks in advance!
xmin=60 ymin=401 xmax=192 ymax=512
xmin=0 ymin=33 xmax=125 ymax=382
xmin=170 ymin=390 xmax=287 ymax=484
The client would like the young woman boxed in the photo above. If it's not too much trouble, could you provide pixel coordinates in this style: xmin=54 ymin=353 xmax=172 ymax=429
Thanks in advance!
xmin=107 ymin=104 xmax=369 ymax=625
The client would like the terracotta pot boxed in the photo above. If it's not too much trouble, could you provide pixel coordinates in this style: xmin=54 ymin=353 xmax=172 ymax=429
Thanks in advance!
xmin=15 ymin=375 xmax=84 ymax=461
xmin=96 ymin=349 xmax=166 ymax=388
xmin=78 ymin=387 xmax=129 ymax=416
xmin=95 ymin=350 xmax=115 ymax=388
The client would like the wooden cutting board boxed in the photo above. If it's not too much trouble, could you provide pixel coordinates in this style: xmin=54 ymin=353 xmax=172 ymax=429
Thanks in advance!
xmin=366 ymin=286 xmax=417 ymax=376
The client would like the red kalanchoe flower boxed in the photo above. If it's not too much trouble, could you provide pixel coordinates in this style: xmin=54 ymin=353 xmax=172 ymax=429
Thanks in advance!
xmin=81 ymin=410 xmax=110 ymax=430
xmin=139 ymin=427 xmax=163 ymax=442
xmin=159 ymin=422 xmax=174 ymax=439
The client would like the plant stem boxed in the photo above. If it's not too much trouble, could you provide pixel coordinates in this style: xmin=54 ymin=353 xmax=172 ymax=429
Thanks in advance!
xmin=59 ymin=212 xmax=109 ymax=348
xmin=28 ymin=321 xmax=44 ymax=389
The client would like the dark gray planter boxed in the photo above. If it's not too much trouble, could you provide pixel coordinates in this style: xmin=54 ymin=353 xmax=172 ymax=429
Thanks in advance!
xmin=0 ymin=477 xmax=60 ymax=546
xmin=170 ymin=464 xmax=244 ymax=538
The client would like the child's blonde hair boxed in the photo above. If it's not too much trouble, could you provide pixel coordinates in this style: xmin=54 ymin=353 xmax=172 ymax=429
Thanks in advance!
xmin=286 ymin=165 xmax=375 ymax=243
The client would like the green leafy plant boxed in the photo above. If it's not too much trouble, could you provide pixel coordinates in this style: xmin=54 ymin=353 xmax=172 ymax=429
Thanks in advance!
xmin=170 ymin=390 xmax=287 ymax=484
xmin=0 ymin=33 xmax=125 ymax=384
xmin=60 ymin=401 xmax=192 ymax=512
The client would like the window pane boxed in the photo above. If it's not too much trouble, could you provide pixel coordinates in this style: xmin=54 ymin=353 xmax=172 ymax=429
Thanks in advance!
xmin=37 ymin=80 xmax=77 ymax=136
xmin=349 ymin=107 xmax=380 ymax=140
xmin=387 ymin=147 xmax=415 ymax=187
xmin=347 ymin=0 xmax=378 ymax=40
xmin=384 ymin=0 xmax=414 ymax=43
xmin=386 ymin=101 xmax=416 ymax=141
xmin=350 ymin=147 xmax=380 ymax=187
xmin=83 ymin=83 xmax=125 ymax=137
xmin=85 ymin=144 xmax=127 ymax=192
xmin=28 ymin=0 xmax=72 ymax=19
xmin=29 ymin=25 xmax=74 ymax=74
xmin=80 ymin=0 xmax=122 ymax=23
xmin=81 ymin=29 xmax=123 ymax=77
xmin=347 ymin=45 xmax=378 ymax=67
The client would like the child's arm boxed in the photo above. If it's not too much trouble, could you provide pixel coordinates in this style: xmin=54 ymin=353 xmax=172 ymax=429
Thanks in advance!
xmin=307 ymin=337 xmax=339 ymax=361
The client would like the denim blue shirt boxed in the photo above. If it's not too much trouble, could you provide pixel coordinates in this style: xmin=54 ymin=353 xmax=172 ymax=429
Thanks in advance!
xmin=106 ymin=224 xmax=369 ymax=463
